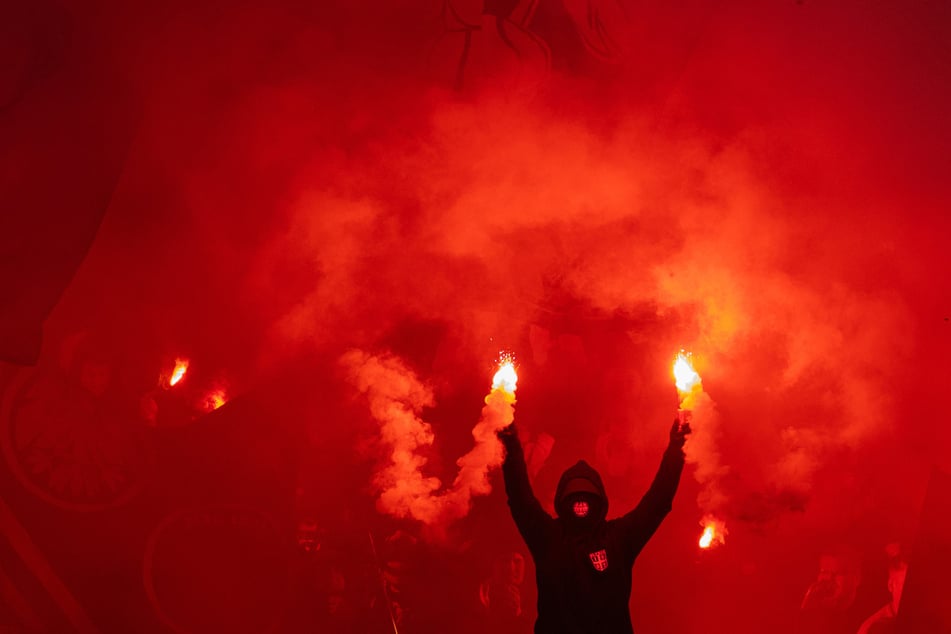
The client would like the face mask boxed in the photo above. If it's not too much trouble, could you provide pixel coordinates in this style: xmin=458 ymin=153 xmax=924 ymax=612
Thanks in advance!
xmin=572 ymin=499 xmax=591 ymax=518
xmin=564 ymin=494 xmax=600 ymax=528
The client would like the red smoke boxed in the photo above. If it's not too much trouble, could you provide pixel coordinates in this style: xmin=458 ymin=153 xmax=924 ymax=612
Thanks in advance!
xmin=343 ymin=350 xmax=516 ymax=534
xmin=5 ymin=0 xmax=951 ymax=631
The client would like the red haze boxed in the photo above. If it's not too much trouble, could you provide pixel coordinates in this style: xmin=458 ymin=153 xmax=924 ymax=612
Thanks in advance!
xmin=2 ymin=1 xmax=950 ymax=632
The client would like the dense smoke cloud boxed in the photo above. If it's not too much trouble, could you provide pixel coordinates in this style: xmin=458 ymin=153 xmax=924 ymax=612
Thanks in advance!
xmin=21 ymin=3 xmax=950 ymax=625
xmin=59 ymin=0 xmax=944 ymax=532
xmin=257 ymin=86 xmax=916 ymax=531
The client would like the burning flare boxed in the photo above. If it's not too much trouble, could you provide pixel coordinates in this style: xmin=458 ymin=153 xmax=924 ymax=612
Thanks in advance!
xmin=201 ymin=388 xmax=227 ymax=412
xmin=168 ymin=358 xmax=189 ymax=387
xmin=492 ymin=358 xmax=518 ymax=394
xmin=480 ymin=354 xmax=518 ymax=427
xmin=673 ymin=349 xmax=703 ymax=415
xmin=673 ymin=350 xmax=701 ymax=395
xmin=698 ymin=515 xmax=727 ymax=549
xmin=439 ymin=354 xmax=519 ymax=522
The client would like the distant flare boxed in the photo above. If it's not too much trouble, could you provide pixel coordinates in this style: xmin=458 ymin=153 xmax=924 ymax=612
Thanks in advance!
xmin=168 ymin=358 xmax=189 ymax=387
xmin=698 ymin=515 xmax=727 ymax=549
xmin=201 ymin=388 xmax=227 ymax=412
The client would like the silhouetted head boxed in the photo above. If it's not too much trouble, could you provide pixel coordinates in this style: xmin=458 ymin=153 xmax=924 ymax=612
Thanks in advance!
xmin=554 ymin=460 xmax=608 ymax=528
xmin=806 ymin=548 xmax=861 ymax=611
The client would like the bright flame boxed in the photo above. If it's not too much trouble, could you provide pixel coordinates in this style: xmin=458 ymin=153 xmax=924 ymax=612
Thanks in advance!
xmin=673 ymin=350 xmax=701 ymax=394
xmin=169 ymin=359 xmax=189 ymax=387
xmin=698 ymin=515 xmax=727 ymax=549
xmin=492 ymin=358 xmax=518 ymax=394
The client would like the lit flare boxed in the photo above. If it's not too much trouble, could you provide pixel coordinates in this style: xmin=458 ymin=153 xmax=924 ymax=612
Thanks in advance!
xmin=169 ymin=358 xmax=189 ymax=387
xmin=202 ymin=388 xmax=227 ymax=412
xmin=673 ymin=350 xmax=701 ymax=395
xmin=698 ymin=515 xmax=727 ymax=549
xmin=492 ymin=358 xmax=518 ymax=394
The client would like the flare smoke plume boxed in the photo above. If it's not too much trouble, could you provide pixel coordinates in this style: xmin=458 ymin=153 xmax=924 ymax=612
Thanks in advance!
xmin=19 ymin=0 xmax=950 ymax=566
xmin=684 ymin=390 xmax=727 ymax=517
xmin=7 ymin=2 xmax=951 ymax=631
xmin=342 ymin=349 xmax=514 ymax=529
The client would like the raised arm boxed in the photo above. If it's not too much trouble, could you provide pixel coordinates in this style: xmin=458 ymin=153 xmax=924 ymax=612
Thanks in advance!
xmin=615 ymin=419 xmax=689 ymax=557
xmin=498 ymin=422 xmax=553 ymax=551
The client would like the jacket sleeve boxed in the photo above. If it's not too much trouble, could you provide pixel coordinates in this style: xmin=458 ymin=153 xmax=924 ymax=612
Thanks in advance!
xmin=615 ymin=442 xmax=685 ymax=559
xmin=499 ymin=427 xmax=553 ymax=552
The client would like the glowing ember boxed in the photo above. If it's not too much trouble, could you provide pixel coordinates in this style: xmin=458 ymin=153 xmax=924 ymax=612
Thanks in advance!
xmin=202 ymin=389 xmax=227 ymax=412
xmin=492 ymin=357 xmax=518 ymax=394
xmin=169 ymin=359 xmax=189 ymax=387
xmin=673 ymin=350 xmax=701 ymax=394
xmin=698 ymin=516 xmax=727 ymax=549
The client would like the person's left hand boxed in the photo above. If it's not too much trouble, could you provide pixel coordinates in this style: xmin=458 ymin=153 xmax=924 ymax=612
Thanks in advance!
xmin=669 ymin=418 xmax=691 ymax=450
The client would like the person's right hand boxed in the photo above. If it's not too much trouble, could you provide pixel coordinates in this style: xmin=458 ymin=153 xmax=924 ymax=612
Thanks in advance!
xmin=669 ymin=418 xmax=691 ymax=450
xmin=497 ymin=422 xmax=518 ymax=441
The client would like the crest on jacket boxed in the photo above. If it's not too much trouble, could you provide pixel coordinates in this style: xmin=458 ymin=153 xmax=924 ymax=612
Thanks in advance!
xmin=588 ymin=549 xmax=608 ymax=572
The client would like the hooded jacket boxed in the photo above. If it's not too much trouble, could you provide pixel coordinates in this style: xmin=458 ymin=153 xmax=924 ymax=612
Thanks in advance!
xmin=500 ymin=427 xmax=685 ymax=634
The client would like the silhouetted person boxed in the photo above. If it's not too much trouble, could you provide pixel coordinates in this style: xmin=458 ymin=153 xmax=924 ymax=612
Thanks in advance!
xmin=797 ymin=547 xmax=872 ymax=634
xmin=497 ymin=418 xmax=690 ymax=634
xmin=286 ymin=540 xmax=356 ymax=632
xmin=479 ymin=551 xmax=529 ymax=633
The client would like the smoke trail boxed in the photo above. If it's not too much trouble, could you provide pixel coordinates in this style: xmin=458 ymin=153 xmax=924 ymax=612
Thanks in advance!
xmin=342 ymin=350 xmax=516 ymax=530
xmin=341 ymin=349 xmax=443 ymax=523
xmin=684 ymin=389 xmax=728 ymax=515
xmin=440 ymin=359 xmax=517 ymax=522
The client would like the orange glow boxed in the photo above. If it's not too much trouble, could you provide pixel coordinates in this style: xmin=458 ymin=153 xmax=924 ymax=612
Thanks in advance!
xmin=673 ymin=350 xmax=701 ymax=394
xmin=169 ymin=359 xmax=189 ymax=387
xmin=201 ymin=388 xmax=227 ymax=412
xmin=492 ymin=356 xmax=518 ymax=394
xmin=698 ymin=515 xmax=727 ymax=549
